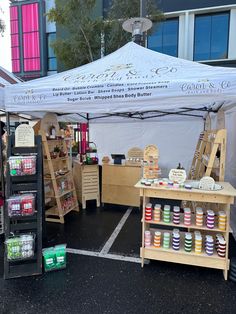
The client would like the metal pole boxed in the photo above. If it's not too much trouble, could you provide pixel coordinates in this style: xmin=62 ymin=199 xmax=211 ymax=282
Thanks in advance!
xmin=140 ymin=0 xmax=147 ymax=17
xmin=140 ymin=0 xmax=147 ymax=47
xmin=6 ymin=112 xmax=10 ymax=135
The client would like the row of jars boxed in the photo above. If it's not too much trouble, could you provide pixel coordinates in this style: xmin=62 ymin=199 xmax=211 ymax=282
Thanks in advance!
xmin=144 ymin=230 xmax=226 ymax=257
xmin=145 ymin=204 xmax=227 ymax=231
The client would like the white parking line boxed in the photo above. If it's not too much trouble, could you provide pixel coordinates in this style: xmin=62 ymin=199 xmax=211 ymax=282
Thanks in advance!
xmin=100 ymin=207 xmax=133 ymax=255
xmin=67 ymin=248 xmax=141 ymax=264
xmin=66 ymin=207 xmax=143 ymax=264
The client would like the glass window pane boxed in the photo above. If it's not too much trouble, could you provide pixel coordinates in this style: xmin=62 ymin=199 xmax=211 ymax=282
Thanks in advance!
xmin=148 ymin=19 xmax=178 ymax=57
xmin=48 ymin=33 xmax=56 ymax=58
xmin=148 ymin=23 xmax=163 ymax=52
xmin=194 ymin=12 xmax=229 ymax=61
xmin=162 ymin=20 xmax=178 ymax=56
xmin=211 ymin=13 xmax=229 ymax=59
xmin=48 ymin=58 xmax=57 ymax=71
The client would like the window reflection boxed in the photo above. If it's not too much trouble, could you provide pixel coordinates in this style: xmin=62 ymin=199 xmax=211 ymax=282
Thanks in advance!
xmin=194 ymin=12 xmax=229 ymax=61
xmin=148 ymin=19 xmax=179 ymax=57
xmin=47 ymin=33 xmax=57 ymax=71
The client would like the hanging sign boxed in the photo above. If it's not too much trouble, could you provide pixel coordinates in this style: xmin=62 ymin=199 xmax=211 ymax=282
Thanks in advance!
xmin=169 ymin=169 xmax=186 ymax=183
xmin=15 ymin=124 xmax=35 ymax=147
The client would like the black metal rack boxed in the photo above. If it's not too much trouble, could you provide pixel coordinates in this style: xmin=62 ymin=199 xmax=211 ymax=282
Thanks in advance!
xmin=4 ymin=135 xmax=43 ymax=279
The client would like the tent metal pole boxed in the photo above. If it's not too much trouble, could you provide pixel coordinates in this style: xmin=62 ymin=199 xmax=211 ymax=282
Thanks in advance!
xmin=87 ymin=114 xmax=90 ymax=144
xmin=6 ymin=112 xmax=10 ymax=135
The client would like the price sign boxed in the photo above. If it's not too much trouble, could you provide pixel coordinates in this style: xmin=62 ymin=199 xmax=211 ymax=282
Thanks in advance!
xmin=15 ymin=124 xmax=35 ymax=147
xmin=169 ymin=169 xmax=186 ymax=183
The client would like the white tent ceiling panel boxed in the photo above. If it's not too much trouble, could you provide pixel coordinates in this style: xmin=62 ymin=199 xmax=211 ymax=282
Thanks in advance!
xmin=5 ymin=42 xmax=236 ymax=117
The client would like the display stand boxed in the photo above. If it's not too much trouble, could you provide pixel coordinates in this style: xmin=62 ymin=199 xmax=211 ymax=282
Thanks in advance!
xmin=4 ymin=135 xmax=43 ymax=279
xmin=143 ymin=145 xmax=159 ymax=179
xmin=135 ymin=180 xmax=236 ymax=280
xmin=125 ymin=147 xmax=143 ymax=167
xmin=41 ymin=131 xmax=79 ymax=223
xmin=73 ymin=161 xmax=100 ymax=209
xmin=189 ymin=129 xmax=226 ymax=181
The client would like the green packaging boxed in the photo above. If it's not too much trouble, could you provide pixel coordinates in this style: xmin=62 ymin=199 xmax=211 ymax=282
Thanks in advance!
xmin=43 ymin=244 xmax=67 ymax=272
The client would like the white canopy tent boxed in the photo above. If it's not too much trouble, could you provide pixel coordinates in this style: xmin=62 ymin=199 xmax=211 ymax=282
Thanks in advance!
xmin=4 ymin=42 xmax=236 ymax=231
xmin=4 ymin=42 xmax=236 ymax=119
xmin=0 ymin=66 xmax=20 ymax=110
xmin=4 ymin=42 xmax=236 ymax=173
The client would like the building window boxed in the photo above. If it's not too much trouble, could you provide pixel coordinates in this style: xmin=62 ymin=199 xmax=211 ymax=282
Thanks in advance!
xmin=194 ymin=12 xmax=229 ymax=61
xmin=47 ymin=33 xmax=57 ymax=71
xmin=10 ymin=6 xmax=20 ymax=73
xmin=22 ymin=3 xmax=41 ymax=72
xmin=147 ymin=18 xmax=179 ymax=57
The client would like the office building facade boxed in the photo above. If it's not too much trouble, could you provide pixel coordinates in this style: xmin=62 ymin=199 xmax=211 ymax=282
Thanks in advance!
xmin=9 ymin=0 xmax=56 ymax=80
xmin=9 ymin=0 xmax=236 ymax=79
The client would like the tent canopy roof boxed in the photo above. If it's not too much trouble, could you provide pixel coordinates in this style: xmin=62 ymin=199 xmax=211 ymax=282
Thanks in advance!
xmin=0 ymin=66 xmax=21 ymax=110
xmin=5 ymin=42 xmax=236 ymax=121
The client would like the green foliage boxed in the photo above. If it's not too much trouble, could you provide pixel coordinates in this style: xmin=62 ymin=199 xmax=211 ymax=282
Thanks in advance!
xmin=105 ymin=0 xmax=164 ymax=54
xmin=0 ymin=6 xmax=5 ymax=36
xmin=47 ymin=0 xmax=164 ymax=69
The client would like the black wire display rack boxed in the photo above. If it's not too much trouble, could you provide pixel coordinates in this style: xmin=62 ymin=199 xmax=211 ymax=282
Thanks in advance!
xmin=4 ymin=135 xmax=43 ymax=279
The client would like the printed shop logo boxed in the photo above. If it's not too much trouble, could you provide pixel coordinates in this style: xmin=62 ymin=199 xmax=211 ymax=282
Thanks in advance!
xmin=181 ymin=79 xmax=231 ymax=95
xmin=62 ymin=63 xmax=178 ymax=83
xmin=13 ymin=89 xmax=47 ymax=104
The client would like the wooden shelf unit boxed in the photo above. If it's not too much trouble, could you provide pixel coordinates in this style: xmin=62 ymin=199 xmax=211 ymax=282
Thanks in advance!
xmin=40 ymin=131 xmax=79 ymax=224
xmin=189 ymin=129 xmax=226 ymax=181
xmin=135 ymin=180 xmax=236 ymax=280
xmin=73 ymin=161 xmax=100 ymax=209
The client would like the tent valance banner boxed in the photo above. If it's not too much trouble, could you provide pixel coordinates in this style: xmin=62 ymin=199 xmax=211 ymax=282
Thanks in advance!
xmin=4 ymin=42 xmax=236 ymax=120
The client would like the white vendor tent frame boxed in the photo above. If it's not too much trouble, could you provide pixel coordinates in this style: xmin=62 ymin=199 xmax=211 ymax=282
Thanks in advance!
xmin=4 ymin=42 xmax=236 ymax=233
xmin=4 ymin=42 xmax=236 ymax=121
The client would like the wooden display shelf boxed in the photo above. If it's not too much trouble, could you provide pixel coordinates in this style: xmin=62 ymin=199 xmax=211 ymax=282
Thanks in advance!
xmin=141 ymin=246 xmax=226 ymax=270
xmin=40 ymin=130 xmax=79 ymax=224
xmin=142 ymin=212 xmax=227 ymax=233
xmin=44 ymin=157 xmax=68 ymax=162
xmin=46 ymin=203 xmax=78 ymax=216
xmin=44 ymin=172 xmax=70 ymax=180
xmin=136 ymin=180 xmax=236 ymax=280
xmin=46 ymin=188 xmax=75 ymax=199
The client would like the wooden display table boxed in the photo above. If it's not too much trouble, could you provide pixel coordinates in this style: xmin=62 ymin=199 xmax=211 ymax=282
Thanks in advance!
xmin=135 ymin=180 xmax=236 ymax=280
xmin=102 ymin=164 xmax=141 ymax=207
xmin=73 ymin=161 xmax=100 ymax=209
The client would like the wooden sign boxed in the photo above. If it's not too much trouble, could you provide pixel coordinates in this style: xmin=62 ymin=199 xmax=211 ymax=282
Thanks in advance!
xmin=15 ymin=124 xmax=35 ymax=147
xmin=169 ymin=169 xmax=186 ymax=183
xmin=40 ymin=113 xmax=60 ymax=136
